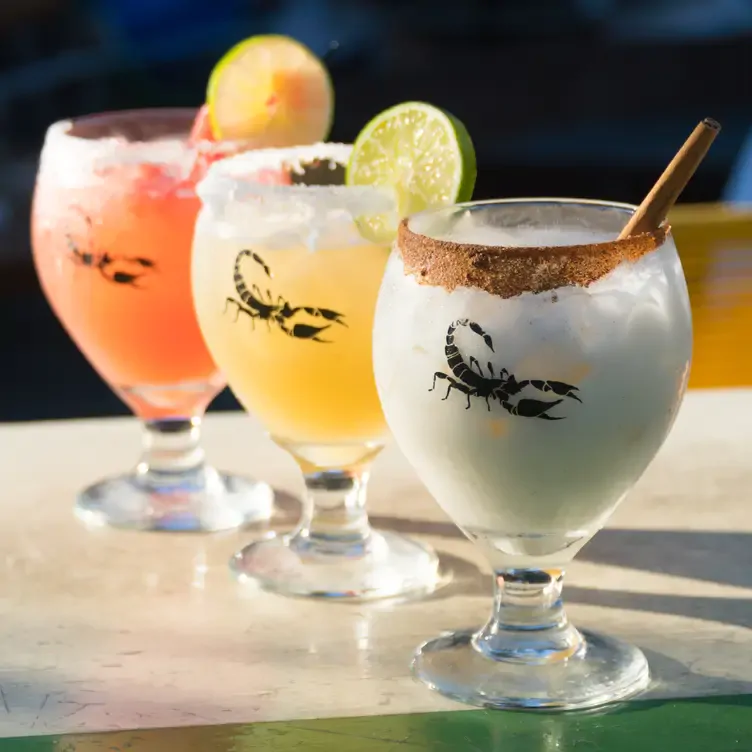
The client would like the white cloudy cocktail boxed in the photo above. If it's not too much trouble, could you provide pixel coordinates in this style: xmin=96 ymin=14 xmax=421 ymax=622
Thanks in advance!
xmin=373 ymin=198 xmax=692 ymax=710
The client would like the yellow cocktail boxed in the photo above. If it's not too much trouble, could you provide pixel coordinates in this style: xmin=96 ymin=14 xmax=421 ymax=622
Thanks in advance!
xmin=193 ymin=239 xmax=388 ymax=466
xmin=192 ymin=143 xmax=439 ymax=600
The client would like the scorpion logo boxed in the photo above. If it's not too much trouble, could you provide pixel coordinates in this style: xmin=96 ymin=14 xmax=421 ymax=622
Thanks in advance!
xmin=224 ymin=249 xmax=347 ymax=343
xmin=66 ymin=211 xmax=157 ymax=288
xmin=430 ymin=319 xmax=582 ymax=420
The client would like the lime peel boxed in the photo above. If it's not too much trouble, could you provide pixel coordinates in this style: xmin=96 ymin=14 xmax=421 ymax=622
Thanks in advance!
xmin=345 ymin=101 xmax=477 ymax=243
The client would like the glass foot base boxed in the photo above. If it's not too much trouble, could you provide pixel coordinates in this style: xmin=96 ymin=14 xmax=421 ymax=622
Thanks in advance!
xmin=230 ymin=529 xmax=441 ymax=601
xmin=413 ymin=627 xmax=649 ymax=711
xmin=75 ymin=469 xmax=274 ymax=532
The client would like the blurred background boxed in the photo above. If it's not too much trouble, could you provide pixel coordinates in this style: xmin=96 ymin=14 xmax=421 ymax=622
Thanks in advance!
xmin=1 ymin=0 xmax=750 ymax=421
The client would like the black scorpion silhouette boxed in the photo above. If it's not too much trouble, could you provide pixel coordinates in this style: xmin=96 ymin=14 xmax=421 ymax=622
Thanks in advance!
xmin=224 ymin=249 xmax=347 ymax=343
xmin=430 ymin=319 xmax=582 ymax=420
xmin=66 ymin=212 xmax=156 ymax=288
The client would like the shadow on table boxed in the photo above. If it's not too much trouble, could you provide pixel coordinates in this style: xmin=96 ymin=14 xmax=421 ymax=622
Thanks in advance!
xmin=372 ymin=518 xmax=752 ymax=592
xmin=367 ymin=514 xmax=487 ymax=604
xmin=566 ymin=585 xmax=752 ymax=630
xmin=420 ymin=574 xmax=752 ymax=631
xmin=369 ymin=514 xmax=464 ymax=541
xmin=267 ymin=490 xmax=303 ymax=528
xmin=423 ymin=552 xmax=487 ymax=604
xmin=578 ymin=529 xmax=752 ymax=591
xmin=638 ymin=646 xmax=752 ymax=698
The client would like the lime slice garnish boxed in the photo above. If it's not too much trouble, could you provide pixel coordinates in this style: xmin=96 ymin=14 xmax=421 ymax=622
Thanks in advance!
xmin=345 ymin=101 xmax=477 ymax=242
xmin=207 ymin=34 xmax=334 ymax=146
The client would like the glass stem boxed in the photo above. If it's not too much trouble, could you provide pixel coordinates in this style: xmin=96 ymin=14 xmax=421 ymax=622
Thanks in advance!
xmin=292 ymin=467 xmax=373 ymax=557
xmin=472 ymin=568 xmax=583 ymax=664
xmin=136 ymin=417 xmax=207 ymax=485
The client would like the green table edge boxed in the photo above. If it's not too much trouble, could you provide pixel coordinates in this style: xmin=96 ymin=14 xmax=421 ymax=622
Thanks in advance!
xmin=1 ymin=693 xmax=750 ymax=751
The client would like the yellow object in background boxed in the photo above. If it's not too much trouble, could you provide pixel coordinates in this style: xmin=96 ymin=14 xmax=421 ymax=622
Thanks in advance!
xmin=668 ymin=203 xmax=752 ymax=388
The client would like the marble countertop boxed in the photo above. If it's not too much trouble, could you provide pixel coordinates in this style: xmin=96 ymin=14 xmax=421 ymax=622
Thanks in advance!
xmin=0 ymin=389 xmax=750 ymax=739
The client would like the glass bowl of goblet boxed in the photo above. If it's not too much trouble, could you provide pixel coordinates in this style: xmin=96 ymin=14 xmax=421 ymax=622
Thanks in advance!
xmin=31 ymin=109 xmax=274 ymax=531
xmin=373 ymin=198 xmax=692 ymax=710
xmin=191 ymin=143 xmax=441 ymax=600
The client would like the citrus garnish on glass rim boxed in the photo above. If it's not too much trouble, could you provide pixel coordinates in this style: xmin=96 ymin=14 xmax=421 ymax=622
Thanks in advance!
xmin=345 ymin=101 xmax=477 ymax=242
xmin=207 ymin=34 xmax=334 ymax=146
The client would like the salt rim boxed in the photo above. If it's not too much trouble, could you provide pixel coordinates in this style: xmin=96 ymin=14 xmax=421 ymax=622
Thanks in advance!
xmin=197 ymin=142 xmax=396 ymax=216
xmin=37 ymin=109 xmax=250 ymax=185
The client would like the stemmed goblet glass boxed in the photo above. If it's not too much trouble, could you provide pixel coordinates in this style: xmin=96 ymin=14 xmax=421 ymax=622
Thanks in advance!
xmin=31 ymin=110 xmax=274 ymax=531
xmin=191 ymin=143 xmax=440 ymax=600
xmin=373 ymin=198 xmax=692 ymax=709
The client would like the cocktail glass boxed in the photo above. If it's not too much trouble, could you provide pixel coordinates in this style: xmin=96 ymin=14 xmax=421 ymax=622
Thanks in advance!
xmin=192 ymin=143 xmax=440 ymax=600
xmin=373 ymin=198 xmax=692 ymax=709
xmin=31 ymin=109 xmax=274 ymax=532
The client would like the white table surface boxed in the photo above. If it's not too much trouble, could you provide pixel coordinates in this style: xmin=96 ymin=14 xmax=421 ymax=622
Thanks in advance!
xmin=0 ymin=389 xmax=750 ymax=738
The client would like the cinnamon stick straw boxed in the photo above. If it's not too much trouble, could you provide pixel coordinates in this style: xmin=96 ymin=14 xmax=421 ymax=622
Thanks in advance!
xmin=618 ymin=118 xmax=721 ymax=239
